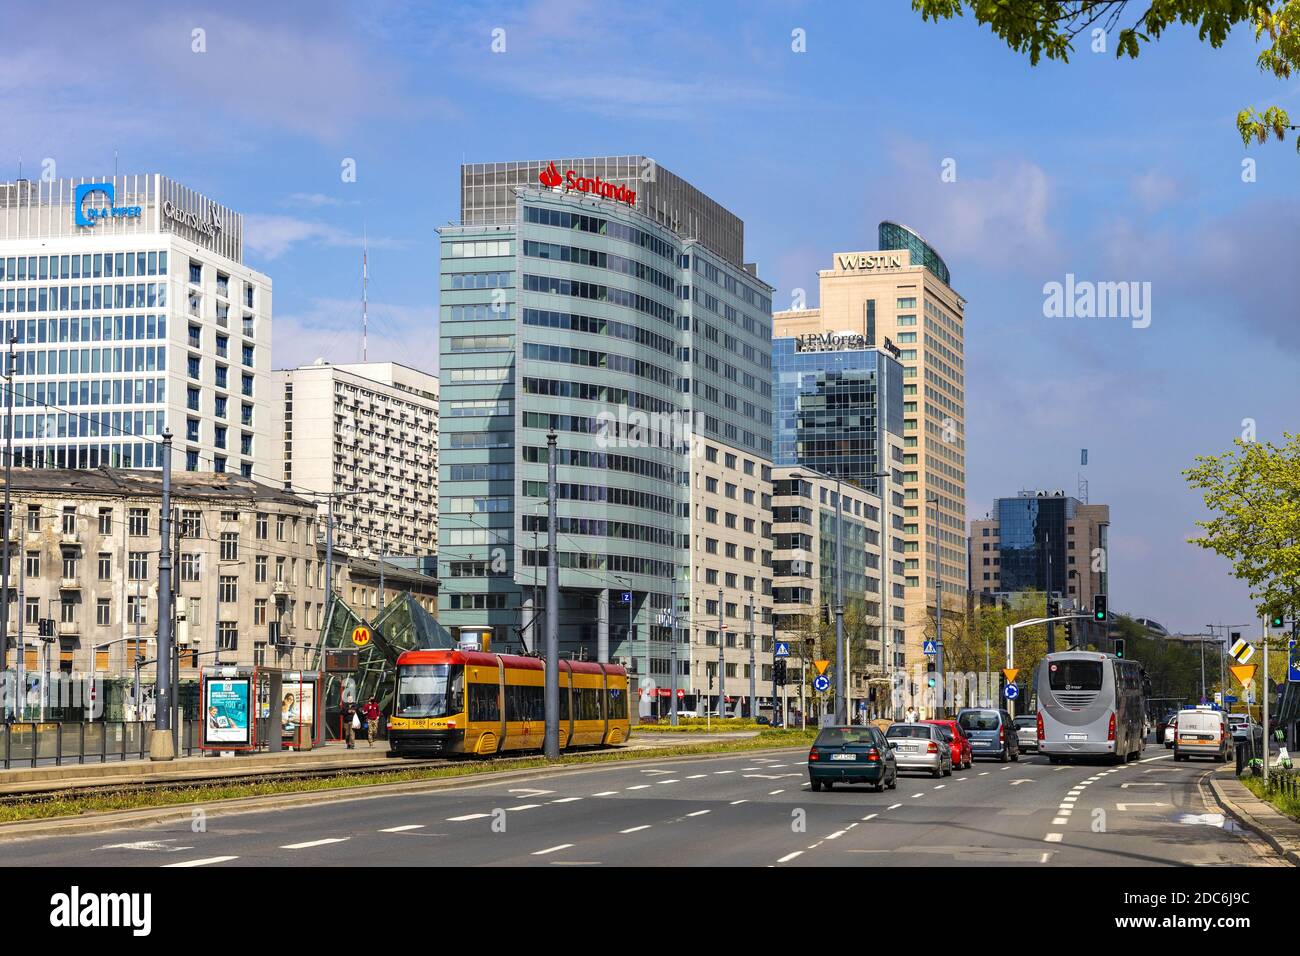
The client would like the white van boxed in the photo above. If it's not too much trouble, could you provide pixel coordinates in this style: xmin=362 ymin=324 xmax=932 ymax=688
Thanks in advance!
xmin=1172 ymin=707 xmax=1232 ymax=762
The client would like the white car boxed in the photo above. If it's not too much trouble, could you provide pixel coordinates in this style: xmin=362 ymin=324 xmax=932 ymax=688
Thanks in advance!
xmin=1163 ymin=718 xmax=1176 ymax=748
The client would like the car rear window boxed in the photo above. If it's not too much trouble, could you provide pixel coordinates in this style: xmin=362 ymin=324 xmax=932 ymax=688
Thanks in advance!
xmin=1047 ymin=660 xmax=1104 ymax=691
xmin=886 ymin=725 xmax=932 ymax=739
xmin=958 ymin=711 xmax=1000 ymax=731
xmin=814 ymin=728 xmax=876 ymax=746
xmin=1014 ymin=716 xmax=1036 ymax=728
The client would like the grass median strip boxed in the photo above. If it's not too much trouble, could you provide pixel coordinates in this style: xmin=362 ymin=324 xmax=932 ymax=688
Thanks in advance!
xmin=0 ymin=729 xmax=816 ymax=825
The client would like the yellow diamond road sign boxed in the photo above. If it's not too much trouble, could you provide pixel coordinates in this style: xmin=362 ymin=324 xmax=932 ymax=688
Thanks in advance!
xmin=813 ymin=659 xmax=831 ymax=676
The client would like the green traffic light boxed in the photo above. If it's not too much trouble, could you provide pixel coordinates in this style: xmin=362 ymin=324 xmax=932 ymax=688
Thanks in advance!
xmin=1271 ymin=615 xmax=1285 ymax=629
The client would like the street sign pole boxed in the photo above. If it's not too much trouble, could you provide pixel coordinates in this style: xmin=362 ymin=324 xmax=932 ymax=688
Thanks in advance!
xmin=1262 ymin=616 xmax=1270 ymax=785
xmin=668 ymin=567 xmax=678 ymax=727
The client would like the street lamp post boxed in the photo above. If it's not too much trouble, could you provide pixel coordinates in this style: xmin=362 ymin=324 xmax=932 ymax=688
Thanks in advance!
xmin=748 ymin=595 xmax=756 ymax=719
xmin=927 ymin=491 xmax=944 ymax=719
xmin=0 ymin=335 xmax=15 ymax=704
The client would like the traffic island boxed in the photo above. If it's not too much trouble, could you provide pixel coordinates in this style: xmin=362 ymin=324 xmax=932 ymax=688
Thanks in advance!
xmin=1209 ymin=766 xmax=1300 ymax=866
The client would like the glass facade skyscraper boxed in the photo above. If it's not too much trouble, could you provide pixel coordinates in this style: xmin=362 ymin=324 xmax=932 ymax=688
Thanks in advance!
xmin=772 ymin=340 xmax=904 ymax=493
xmin=0 ymin=175 xmax=273 ymax=479
xmin=440 ymin=159 xmax=773 ymax=697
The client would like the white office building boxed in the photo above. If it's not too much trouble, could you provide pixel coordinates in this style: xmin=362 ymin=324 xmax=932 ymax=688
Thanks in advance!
xmin=0 ymin=175 xmax=273 ymax=479
xmin=274 ymin=360 xmax=439 ymax=557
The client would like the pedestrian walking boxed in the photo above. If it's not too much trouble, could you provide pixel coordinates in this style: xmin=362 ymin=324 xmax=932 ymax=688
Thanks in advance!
xmin=342 ymin=700 xmax=358 ymax=749
xmin=362 ymin=697 xmax=381 ymax=746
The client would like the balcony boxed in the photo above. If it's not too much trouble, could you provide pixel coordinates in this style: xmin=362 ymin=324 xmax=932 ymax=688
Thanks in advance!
xmin=61 ymin=532 xmax=80 ymax=547
xmin=58 ymin=621 xmax=79 ymax=636
xmin=60 ymin=578 xmax=81 ymax=591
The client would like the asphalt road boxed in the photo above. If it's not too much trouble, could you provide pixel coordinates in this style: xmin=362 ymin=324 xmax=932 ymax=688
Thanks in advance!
xmin=0 ymin=745 xmax=1282 ymax=867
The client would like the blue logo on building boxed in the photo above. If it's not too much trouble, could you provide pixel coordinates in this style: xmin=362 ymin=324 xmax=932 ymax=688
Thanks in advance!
xmin=75 ymin=183 xmax=142 ymax=227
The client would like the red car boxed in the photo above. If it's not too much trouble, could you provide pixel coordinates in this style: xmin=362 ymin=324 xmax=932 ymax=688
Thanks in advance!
xmin=921 ymin=719 xmax=972 ymax=770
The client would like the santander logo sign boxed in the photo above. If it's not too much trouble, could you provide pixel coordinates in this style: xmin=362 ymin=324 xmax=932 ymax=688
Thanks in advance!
xmin=539 ymin=161 xmax=637 ymax=207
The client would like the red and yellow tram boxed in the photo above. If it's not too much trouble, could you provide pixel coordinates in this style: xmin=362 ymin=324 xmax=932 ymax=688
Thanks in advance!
xmin=386 ymin=649 xmax=630 ymax=757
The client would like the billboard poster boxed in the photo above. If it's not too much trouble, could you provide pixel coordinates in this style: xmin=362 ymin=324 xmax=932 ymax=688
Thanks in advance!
xmin=204 ymin=679 xmax=251 ymax=746
xmin=282 ymin=683 xmax=315 ymax=741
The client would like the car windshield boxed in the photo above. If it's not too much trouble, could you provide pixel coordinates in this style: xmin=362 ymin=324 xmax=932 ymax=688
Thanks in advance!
xmin=814 ymin=727 xmax=876 ymax=746
xmin=886 ymin=725 xmax=932 ymax=739
xmin=1048 ymin=660 xmax=1104 ymax=691
xmin=394 ymin=664 xmax=463 ymax=718
xmin=958 ymin=711 xmax=1001 ymax=731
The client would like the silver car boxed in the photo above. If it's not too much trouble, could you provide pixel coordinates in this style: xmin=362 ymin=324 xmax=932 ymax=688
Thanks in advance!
xmin=884 ymin=722 xmax=953 ymax=778
xmin=1014 ymin=714 xmax=1038 ymax=753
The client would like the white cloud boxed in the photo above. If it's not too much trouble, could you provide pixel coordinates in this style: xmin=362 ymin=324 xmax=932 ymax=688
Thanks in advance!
xmin=243 ymin=214 xmax=408 ymax=260
xmin=273 ymin=297 xmax=439 ymax=373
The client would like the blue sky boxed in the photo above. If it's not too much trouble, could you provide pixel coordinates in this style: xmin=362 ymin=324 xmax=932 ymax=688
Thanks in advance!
xmin=5 ymin=0 xmax=1297 ymax=633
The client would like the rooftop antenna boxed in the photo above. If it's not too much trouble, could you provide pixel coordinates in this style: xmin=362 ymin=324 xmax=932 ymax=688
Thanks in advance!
xmin=362 ymin=223 xmax=369 ymax=362
xmin=114 ymin=149 xmax=119 ymax=178
xmin=1078 ymin=448 xmax=1089 ymax=503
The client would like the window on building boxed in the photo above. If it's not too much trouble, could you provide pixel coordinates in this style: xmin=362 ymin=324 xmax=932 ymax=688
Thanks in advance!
xmin=128 ymin=507 xmax=149 ymax=536
xmin=96 ymin=598 xmax=111 ymax=627
xmin=128 ymin=551 xmax=148 ymax=580
xmin=219 ymin=575 xmax=238 ymax=603
xmin=97 ymin=553 xmax=111 ymax=580
xmin=219 ymin=532 xmax=238 ymax=561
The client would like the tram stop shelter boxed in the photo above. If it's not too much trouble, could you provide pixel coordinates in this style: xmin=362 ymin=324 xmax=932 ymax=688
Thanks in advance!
xmin=199 ymin=665 xmax=323 ymax=753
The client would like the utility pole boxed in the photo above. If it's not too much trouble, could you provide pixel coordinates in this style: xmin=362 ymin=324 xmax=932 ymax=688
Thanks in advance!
xmin=149 ymin=430 xmax=175 ymax=761
xmin=16 ymin=534 xmax=24 ymax=720
xmin=833 ymin=478 xmax=845 ymax=724
xmin=717 ymin=586 xmax=726 ymax=717
xmin=668 ymin=564 xmax=678 ymax=726
xmin=1262 ymin=615 xmax=1271 ymax=784
xmin=0 ymin=334 xmax=15 ymax=698
xmin=543 ymin=431 xmax=560 ymax=759
xmin=928 ymin=492 xmax=944 ymax=719
xmin=875 ymin=467 xmax=891 ymax=720
xmin=377 ymin=532 xmax=385 ymax=614
xmin=748 ymin=595 xmax=756 ymax=719
xmin=324 ymin=495 xmax=335 ymax=611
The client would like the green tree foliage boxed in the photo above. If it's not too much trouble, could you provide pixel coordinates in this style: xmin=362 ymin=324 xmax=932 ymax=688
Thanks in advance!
xmin=912 ymin=0 xmax=1300 ymax=152
xmin=1184 ymin=434 xmax=1300 ymax=619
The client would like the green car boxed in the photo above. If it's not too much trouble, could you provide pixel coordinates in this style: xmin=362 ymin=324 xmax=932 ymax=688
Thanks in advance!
xmin=807 ymin=725 xmax=898 ymax=792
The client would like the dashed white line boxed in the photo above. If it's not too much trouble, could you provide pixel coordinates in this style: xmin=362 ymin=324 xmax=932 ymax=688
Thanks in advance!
xmin=862 ymin=813 xmax=878 ymax=821
xmin=777 ymin=851 xmax=803 ymax=863
xmin=730 ymin=799 xmax=749 ymax=805
xmin=620 ymin=825 xmax=652 ymax=834
xmin=506 ymin=804 xmax=540 ymax=811
xmin=1044 ymin=833 xmax=1064 ymax=843
xmin=281 ymin=838 xmax=349 ymax=850
xmin=769 ymin=789 xmax=785 ymax=795
xmin=164 ymin=856 xmax=238 ymax=868
xmin=655 ymin=779 xmax=681 ymax=785
xmin=956 ymin=776 xmax=968 ymax=781
xmin=532 ymin=844 xmax=573 ymax=856
xmin=887 ymin=803 xmax=902 ymax=810
xmin=911 ymin=792 xmax=924 ymax=799
xmin=448 ymin=813 xmax=490 ymax=821
xmin=686 ymin=810 xmax=711 ymax=817
xmin=1052 ymin=817 xmax=1068 ymax=825
xmin=826 ymin=830 xmax=847 ymax=840
xmin=686 ymin=774 xmax=708 ymax=779
xmin=625 ymin=785 xmax=651 ymax=791
xmin=550 ymin=797 xmax=583 ymax=804
xmin=379 ymin=825 xmax=424 ymax=833
xmin=1040 ymin=852 xmax=1052 ymax=863
xmin=592 ymin=791 xmax=619 ymax=797
xmin=979 ymin=772 xmax=990 ymax=776
xmin=714 ymin=770 xmax=735 ymax=775
xmin=934 ymin=784 xmax=946 ymax=790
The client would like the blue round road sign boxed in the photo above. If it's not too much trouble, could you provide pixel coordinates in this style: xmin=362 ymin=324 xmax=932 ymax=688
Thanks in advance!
xmin=1004 ymin=684 xmax=1019 ymax=700
xmin=813 ymin=675 xmax=831 ymax=693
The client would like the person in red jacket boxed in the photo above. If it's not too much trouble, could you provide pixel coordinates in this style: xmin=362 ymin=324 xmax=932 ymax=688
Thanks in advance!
xmin=361 ymin=697 xmax=381 ymax=746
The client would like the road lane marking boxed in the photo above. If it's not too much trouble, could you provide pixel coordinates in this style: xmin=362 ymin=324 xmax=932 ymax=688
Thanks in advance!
xmin=281 ymin=838 xmax=349 ymax=850
xmin=592 ymin=791 xmax=619 ymax=797
xmin=686 ymin=774 xmax=708 ymax=779
xmin=1052 ymin=817 xmax=1068 ymax=825
xmin=532 ymin=844 xmax=574 ymax=856
xmin=164 ymin=856 xmax=238 ymax=868
xmin=826 ymin=830 xmax=846 ymax=840
xmin=731 ymin=799 xmax=748 ymax=805
xmin=1062 ymin=796 xmax=1077 ymax=803
xmin=626 ymin=785 xmax=651 ymax=791
xmin=620 ymin=825 xmax=652 ymax=834
xmin=934 ymin=785 xmax=946 ymax=790
xmin=1040 ymin=852 xmax=1051 ymax=863
xmin=1010 ymin=779 xmax=1035 ymax=786
xmin=1044 ymin=833 xmax=1063 ymax=843
xmin=641 ymin=770 xmax=673 ymax=775
xmin=655 ymin=779 xmax=680 ymax=785
xmin=687 ymin=810 xmax=711 ymax=817
xmin=769 ymin=789 xmax=785 ymax=795
xmin=714 ymin=770 xmax=735 ymax=775
xmin=979 ymin=772 xmax=990 ymax=776
xmin=509 ymin=788 xmax=555 ymax=795
xmin=550 ymin=797 xmax=583 ymax=804
xmin=1116 ymin=802 xmax=1169 ymax=811
xmin=448 ymin=813 xmax=491 ymax=821
xmin=956 ymin=776 xmax=968 ymax=781
xmin=888 ymin=803 xmax=902 ymax=810
xmin=1120 ymin=782 xmax=1166 ymax=788
xmin=862 ymin=813 xmax=878 ymax=821
xmin=777 ymin=851 xmax=803 ymax=863
xmin=379 ymin=825 xmax=424 ymax=833
xmin=911 ymin=793 xmax=924 ymax=799
xmin=506 ymin=804 xmax=540 ymax=811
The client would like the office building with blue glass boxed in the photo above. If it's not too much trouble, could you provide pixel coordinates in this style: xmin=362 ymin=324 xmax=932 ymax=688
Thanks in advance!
xmin=0 ymin=175 xmax=274 ymax=480
xmin=440 ymin=158 xmax=775 ymax=711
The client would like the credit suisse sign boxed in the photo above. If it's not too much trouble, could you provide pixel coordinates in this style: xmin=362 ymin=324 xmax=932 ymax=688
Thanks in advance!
xmin=539 ymin=161 xmax=637 ymax=207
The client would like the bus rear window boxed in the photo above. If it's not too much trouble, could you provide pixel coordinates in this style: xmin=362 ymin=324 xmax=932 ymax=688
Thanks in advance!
xmin=1048 ymin=660 xmax=1103 ymax=691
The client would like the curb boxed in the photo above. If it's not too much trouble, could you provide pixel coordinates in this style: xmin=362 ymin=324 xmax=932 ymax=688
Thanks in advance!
xmin=1207 ymin=768 xmax=1300 ymax=866
xmin=0 ymin=743 xmax=808 ymax=842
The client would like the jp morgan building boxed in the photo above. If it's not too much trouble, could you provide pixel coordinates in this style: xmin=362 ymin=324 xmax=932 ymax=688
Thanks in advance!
xmin=0 ymin=176 xmax=273 ymax=478
xmin=441 ymin=158 xmax=775 ymax=706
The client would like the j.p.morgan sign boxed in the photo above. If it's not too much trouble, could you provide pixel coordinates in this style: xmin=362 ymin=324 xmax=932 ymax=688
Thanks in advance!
xmin=795 ymin=332 xmax=868 ymax=352
xmin=835 ymin=252 xmax=903 ymax=271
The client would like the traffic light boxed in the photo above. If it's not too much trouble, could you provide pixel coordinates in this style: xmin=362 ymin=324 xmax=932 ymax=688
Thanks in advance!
xmin=1047 ymin=598 xmax=1059 ymax=618
xmin=1113 ymin=638 xmax=1126 ymax=659
xmin=773 ymin=660 xmax=787 ymax=686
xmin=1093 ymin=594 xmax=1108 ymax=622
xmin=1271 ymin=613 xmax=1285 ymax=629
xmin=1063 ymin=620 xmax=1074 ymax=642
xmin=926 ymin=659 xmax=936 ymax=688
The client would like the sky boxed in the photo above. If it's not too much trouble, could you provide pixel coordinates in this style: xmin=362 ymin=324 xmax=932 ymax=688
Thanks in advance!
xmin=3 ymin=0 xmax=1296 ymax=633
